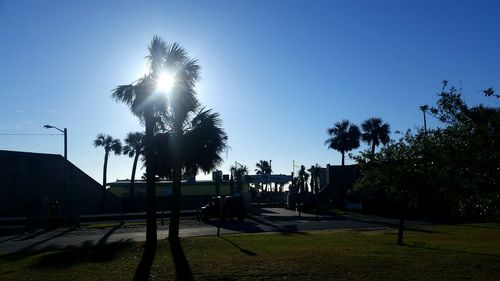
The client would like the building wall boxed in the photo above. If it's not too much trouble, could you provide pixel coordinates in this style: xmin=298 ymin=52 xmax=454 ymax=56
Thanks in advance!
xmin=108 ymin=180 xmax=250 ymax=211
xmin=0 ymin=150 xmax=120 ymax=218
xmin=322 ymin=164 xmax=360 ymax=209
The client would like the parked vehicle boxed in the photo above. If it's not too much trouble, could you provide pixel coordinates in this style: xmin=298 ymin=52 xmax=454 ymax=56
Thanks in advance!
xmin=200 ymin=196 xmax=245 ymax=222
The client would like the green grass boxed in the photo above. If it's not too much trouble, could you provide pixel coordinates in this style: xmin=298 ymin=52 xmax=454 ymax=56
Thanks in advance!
xmin=1 ymin=224 xmax=499 ymax=280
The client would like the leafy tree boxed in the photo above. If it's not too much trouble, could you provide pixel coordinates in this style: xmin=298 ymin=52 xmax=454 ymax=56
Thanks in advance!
xmin=361 ymin=117 xmax=390 ymax=157
xmin=93 ymin=133 xmax=122 ymax=212
xmin=122 ymin=132 xmax=144 ymax=208
xmin=355 ymin=131 xmax=431 ymax=245
xmin=355 ymin=81 xmax=500 ymax=245
xmin=325 ymin=120 xmax=361 ymax=166
xmin=428 ymin=81 xmax=500 ymax=220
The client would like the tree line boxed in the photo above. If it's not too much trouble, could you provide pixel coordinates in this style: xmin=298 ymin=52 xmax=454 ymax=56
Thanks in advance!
xmin=346 ymin=81 xmax=499 ymax=244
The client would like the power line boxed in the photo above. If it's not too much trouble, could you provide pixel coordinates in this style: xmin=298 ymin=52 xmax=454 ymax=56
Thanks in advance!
xmin=0 ymin=133 xmax=63 ymax=136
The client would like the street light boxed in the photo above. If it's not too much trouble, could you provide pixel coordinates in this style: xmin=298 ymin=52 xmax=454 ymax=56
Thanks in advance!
xmin=44 ymin=125 xmax=67 ymax=159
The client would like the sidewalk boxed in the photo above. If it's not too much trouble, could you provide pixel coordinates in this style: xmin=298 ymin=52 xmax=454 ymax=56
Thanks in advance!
xmin=0 ymin=208 xmax=431 ymax=255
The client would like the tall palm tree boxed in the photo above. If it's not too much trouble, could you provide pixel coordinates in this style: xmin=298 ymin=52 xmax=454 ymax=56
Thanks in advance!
xmin=122 ymin=132 xmax=145 ymax=209
xmin=325 ymin=119 xmax=361 ymax=166
xmin=255 ymin=160 xmax=272 ymax=191
xmin=361 ymin=117 xmax=390 ymax=157
xmin=93 ymin=133 xmax=122 ymax=212
xmin=111 ymin=36 xmax=174 ymax=246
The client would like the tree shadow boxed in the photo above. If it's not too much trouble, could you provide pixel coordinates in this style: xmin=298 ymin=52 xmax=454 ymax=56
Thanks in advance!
xmin=220 ymin=236 xmax=257 ymax=256
xmin=15 ymin=228 xmax=52 ymax=241
xmin=32 ymin=239 xmax=133 ymax=268
xmin=168 ymin=238 xmax=193 ymax=281
xmin=404 ymin=243 xmax=500 ymax=258
xmin=98 ymin=223 xmax=122 ymax=245
xmin=13 ymin=227 xmax=75 ymax=253
xmin=133 ymin=241 xmax=157 ymax=281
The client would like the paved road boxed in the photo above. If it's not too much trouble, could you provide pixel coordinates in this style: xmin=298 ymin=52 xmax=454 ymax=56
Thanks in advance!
xmin=0 ymin=208 xmax=428 ymax=254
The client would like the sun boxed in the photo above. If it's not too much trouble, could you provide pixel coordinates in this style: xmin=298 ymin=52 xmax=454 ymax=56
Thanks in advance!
xmin=156 ymin=72 xmax=175 ymax=92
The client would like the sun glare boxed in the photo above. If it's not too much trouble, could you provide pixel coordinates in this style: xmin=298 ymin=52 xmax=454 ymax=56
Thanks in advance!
xmin=156 ymin=72 xmax=175 ymax=92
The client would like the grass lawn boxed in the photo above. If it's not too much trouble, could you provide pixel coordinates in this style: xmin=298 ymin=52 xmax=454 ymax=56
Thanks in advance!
xmin=1 ymin=223 xmax=499 ymax=280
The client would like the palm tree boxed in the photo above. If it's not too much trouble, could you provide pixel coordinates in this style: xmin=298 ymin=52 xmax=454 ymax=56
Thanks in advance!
xmin=152 ymin=107 xmax=228 ymax=237
xmin=93 ymin=133 xmax=122 ymax=212
xmin=255 ymin=160 xmax=272 ymax=191
xmin=297 ymin=165 xmax=310 ymax=193
xmin=325 ymin=120 xmax=361 ymax=166
xmin=230 ymin=164 xmax=249 ymax=193
xmin=308 ymin=164 xmax=322 ymax=194
xmin=122 ymin=132 xmax=145 ymax=209
xmin=361 ymin=117 xmax=390 ymax=157
xmin=111 ymin=36 xmax=174 ymax=246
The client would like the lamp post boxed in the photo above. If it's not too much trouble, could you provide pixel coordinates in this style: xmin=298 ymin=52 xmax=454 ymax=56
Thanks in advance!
xmin=44 ymin=125 xmax=67 ymax=159
xmin=44 ymin=124 xmax=68 ymax=224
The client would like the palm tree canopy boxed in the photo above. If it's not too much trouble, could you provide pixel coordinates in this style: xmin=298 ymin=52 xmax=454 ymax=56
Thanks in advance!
xmin=308 ymin=164 xmax=322 ymax=178
xmin=111 ymin=36 xmax=201 ymax=125
xmin=361 ymin=117 xmax=391 ymax=148
xmin=123 ymin=132 xmax=145 ymax=157
xmin=230 ymin=164 xmax=249 ymax=179
xmin=94 ymin=133 xmax=122 ymax=155
xmin=183 ymin=108 xmax=228 ymax=174
xmin=255 ymin=160 xmax=272 ymax=175
xmin=325 ymin=119 xmax=361 ymax=153
xmin=151 ymin=108 xmax=228 ymax=178
xmin=298 ymin=165 xmax=309 ymax=179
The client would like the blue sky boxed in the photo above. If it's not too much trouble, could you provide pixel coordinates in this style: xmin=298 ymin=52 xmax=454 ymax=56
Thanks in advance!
xmin=1 ymin=0 xmax=499 ymax=183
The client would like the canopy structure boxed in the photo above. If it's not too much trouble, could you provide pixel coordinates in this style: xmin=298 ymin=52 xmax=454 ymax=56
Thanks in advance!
xmin=246 ymin=174 xmax=292 ymax=185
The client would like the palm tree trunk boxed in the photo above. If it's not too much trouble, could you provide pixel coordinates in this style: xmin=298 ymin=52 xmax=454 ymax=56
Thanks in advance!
xmin=144 ymin=107 xmax=157 ymax=247
xmin=129 ymin=152 xmax=139 ymax=212
xmin=371 ymin=142 xmax=376 ymax=158
xmin=341 ymin=151 xmax=345 ymax=167
xmin=169 ymin=165 xmax=182 ymax=241
xmin=100 ymin=151 xmax=109 ymax=213
xmin=169 ymin=123 xmax=183 ymax=241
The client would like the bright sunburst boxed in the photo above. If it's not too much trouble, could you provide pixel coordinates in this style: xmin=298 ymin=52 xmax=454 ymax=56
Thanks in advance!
xmin=156 ymin=72 xmax=175 ymax=92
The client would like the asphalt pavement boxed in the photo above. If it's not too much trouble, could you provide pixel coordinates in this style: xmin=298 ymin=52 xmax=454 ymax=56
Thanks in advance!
xmin=0 ymin=208 xmax=429 ymax=254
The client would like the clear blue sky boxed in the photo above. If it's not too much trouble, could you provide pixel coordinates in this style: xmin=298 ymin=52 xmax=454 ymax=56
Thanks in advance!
xmin=1 ymin=0 xmax=499 ymax=183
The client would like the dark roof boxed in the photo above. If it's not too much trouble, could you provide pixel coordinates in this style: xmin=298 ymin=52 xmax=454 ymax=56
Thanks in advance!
xmin=0 ymin=150 xmax=63 ymax=159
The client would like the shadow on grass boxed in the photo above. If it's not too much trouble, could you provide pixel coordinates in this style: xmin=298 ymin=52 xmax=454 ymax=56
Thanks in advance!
xmin=460 ymin=224 xmax=500 ymax=229
xmin=133 ymin=241 xmax=156 ymax=281
xmin=169 ymin=238 xmax=193 ymax=281
xmin=404 ymin=227 xmax=440 ymax=234
xmin=31 ymin=239 xmax=133 ymax=268
xmin=220 ymin=236 xmax=257 ymax=256
xmin=405 ymin=243 xmax=500 ymax=258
